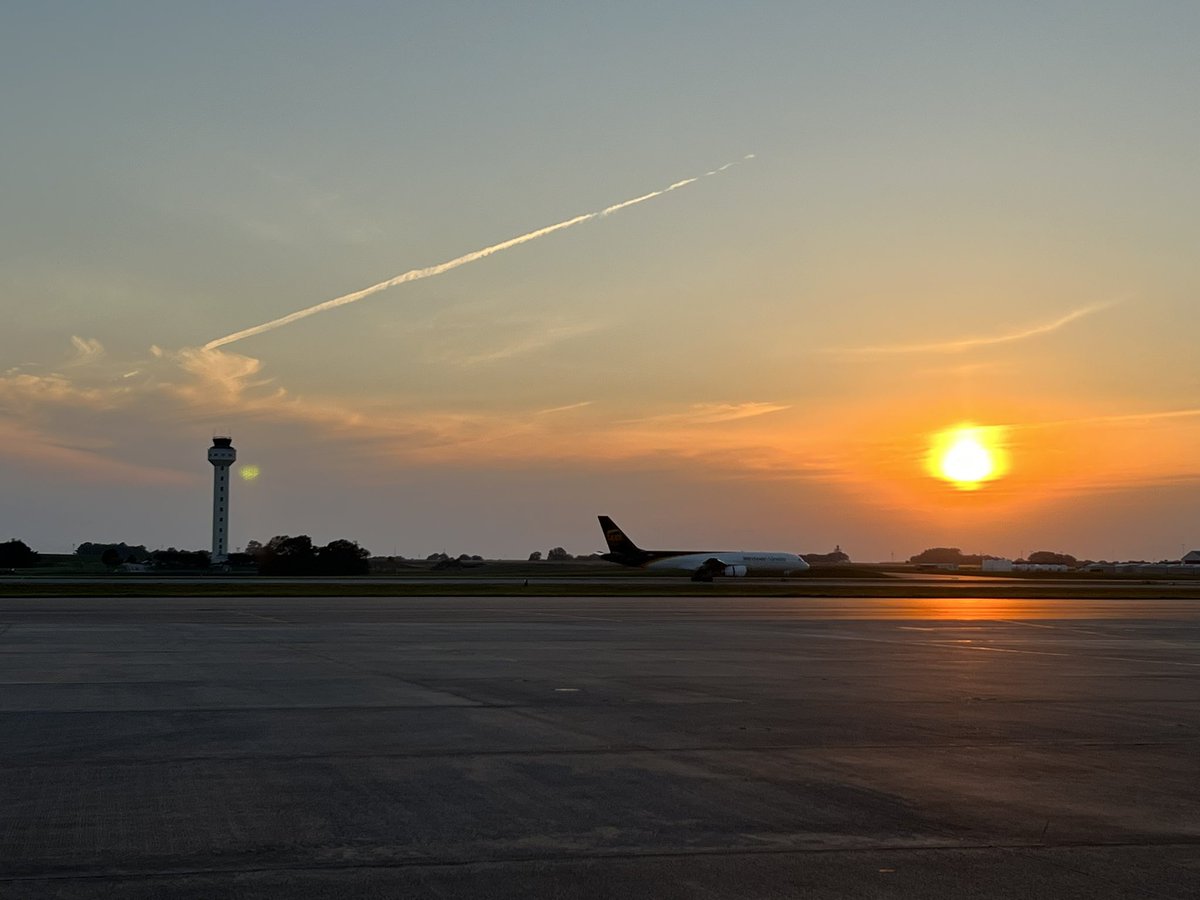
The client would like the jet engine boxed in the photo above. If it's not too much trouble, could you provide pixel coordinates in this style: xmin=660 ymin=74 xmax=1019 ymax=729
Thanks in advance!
xmin=722 ymin=565 xmax=748 ymax=577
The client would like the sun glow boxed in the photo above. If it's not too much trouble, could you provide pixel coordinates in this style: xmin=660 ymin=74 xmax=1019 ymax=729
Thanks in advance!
xmin=928 ymin=424 xmax=1007 ymax=490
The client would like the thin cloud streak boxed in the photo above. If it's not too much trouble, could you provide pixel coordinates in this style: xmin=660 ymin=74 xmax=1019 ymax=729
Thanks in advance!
xmin=536 ymin=401 xmax=593 ymax=416
xmin=833 ymin=302 xmax=1117 ymax=355
xmin=65 ymin=336 xmax=105 ymax=367
xmin=204 ymin=159 xmax=751 ymax=351
xmin=1006 ymin=406 xmax=1200 ymax=431
xmin=622 ymin=402 xmax=790 ymax=427
xmin=450 ymin=321 xmax=606 ymax=366
xmin=0 ymin=420 xmax=188 ymax=485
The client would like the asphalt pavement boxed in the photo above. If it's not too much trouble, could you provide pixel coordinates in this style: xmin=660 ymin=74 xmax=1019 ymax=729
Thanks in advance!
xmin=1 ymin=595 xmax=1198 ymax=898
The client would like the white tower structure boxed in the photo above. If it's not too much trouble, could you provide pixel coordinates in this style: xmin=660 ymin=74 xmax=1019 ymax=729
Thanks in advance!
xmin=207 ymin=436 xmax=236 ymax=563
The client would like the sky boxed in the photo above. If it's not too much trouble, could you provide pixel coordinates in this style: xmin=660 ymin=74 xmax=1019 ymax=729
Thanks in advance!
xmin=2 ymin=2 xmax=1198 ymax=562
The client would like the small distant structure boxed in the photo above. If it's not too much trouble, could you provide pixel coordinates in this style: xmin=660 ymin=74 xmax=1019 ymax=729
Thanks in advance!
xmin=983 ymin=558 xmax=1070 ymax=573
xmin=207 ymin=436 xmax=236 ymax=564
xmin=802 ymin=545 xmax=851 ymax=565
xmin=1183 ymin=550 xmax=1200 ymax=565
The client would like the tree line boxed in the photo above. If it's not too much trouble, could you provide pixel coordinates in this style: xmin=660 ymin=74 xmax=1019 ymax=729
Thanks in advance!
xmin=246 ymin=536 xmax=369 ymax=576
xmin=7 ymin=538 xmax=1179 ymax=574
xmin=908 ymin=548 xmax=1081 ymax=566
xmin=1 ymin=536 xmax=370 ymax=575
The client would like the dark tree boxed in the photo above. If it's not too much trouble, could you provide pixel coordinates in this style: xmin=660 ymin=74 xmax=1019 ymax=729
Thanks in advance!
xmin=100 ymin=547 xmax=123 ymax=568
xmin=257 ymin=535 xmax=318 ymax=576
xmin=77 ymin=542 xmax=149 ymax=562
xmin=907 ymin=548 xmax=996 ymax=566
xmin=0 ymin=539 xmax=38 ymax=568
xmin=151 ymin=548 xmax=211 ymax=569
xmin=316 ymin=539 xmax=370 ymax=575
xmin=909 ymin=547 xmax=965 ymax=564
xmin=528 ymin=551 xmax=542 ymax=561
xmin=546 ymin=546 xmax=570 ymax=561
xmin=1027 ymin=550 xmax=1078 ymax=567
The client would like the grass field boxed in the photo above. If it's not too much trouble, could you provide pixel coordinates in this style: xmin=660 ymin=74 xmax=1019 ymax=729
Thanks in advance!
xmin=3 ymin=578 xmax=1200 ymax=599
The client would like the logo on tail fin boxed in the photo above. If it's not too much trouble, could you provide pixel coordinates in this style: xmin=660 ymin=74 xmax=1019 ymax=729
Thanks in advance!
xmin=598 ymin=515 xmax=644 ymax=558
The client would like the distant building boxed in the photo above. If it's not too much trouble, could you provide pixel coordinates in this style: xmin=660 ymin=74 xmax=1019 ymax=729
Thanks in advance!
xmin=802 ymin=545 xmax=851 ymax=565
xmin=982 ymin=558 xmax=1069 ymax=572
xmin=1183 ymin=550 xmax=1200 ymax=565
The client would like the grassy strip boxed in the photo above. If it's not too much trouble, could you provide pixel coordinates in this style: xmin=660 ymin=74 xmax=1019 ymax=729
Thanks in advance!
xmin=2 ymin=581 xmax=1199 ymax=599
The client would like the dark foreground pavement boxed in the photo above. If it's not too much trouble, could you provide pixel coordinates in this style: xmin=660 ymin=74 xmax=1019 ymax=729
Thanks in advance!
xmin=1 ymin=596 xmax=1198 ymax=898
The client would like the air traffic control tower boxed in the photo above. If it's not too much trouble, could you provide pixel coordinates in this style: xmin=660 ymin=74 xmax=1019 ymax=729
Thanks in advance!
xmin=207 ymin=436 xmax=236 ymax=563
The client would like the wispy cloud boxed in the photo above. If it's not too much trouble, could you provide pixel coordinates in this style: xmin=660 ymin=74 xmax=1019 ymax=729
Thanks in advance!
xmin=203 ymin=157 xmax=753 ymax=351
xmin=12 ymin=334 xmax=1200 ymax=502
xmin=831 ymin=302 xmax=1117 ymax=356
xmin=0 ymin=371 xmax=125 ymax=414
xmin=172 ymin=346 xmax=277 ymax=407
xmin=65 ymin=336 xmax=105 ymax=367
xmin=1 ymin=337 xmax=812 ymax=481
xmin=0 ymin=419 xmax=188 ymax=484
xmin=1006 ymin=406 xmax=1200 ymax=431
xmin=0 ymin=366 xmax=179 ymax=483
xmin=449 ymin=321 xmax=606 ymax=366
xmin=536 ymin=401 xmax=593 ymax=416
xmin=622 ymin=402 xmax=790 ymax=426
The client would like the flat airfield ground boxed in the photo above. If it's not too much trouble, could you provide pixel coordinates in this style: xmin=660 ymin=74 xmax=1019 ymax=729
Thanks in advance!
xmin=1 ymin=594 xmax=1198 ymax=898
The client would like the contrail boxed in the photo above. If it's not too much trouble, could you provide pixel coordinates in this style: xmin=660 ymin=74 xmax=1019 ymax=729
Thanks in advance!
xmin=204 ymin=158 xmax=752 ymax=351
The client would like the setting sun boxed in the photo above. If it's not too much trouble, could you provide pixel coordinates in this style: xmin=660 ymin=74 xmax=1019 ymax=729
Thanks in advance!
xmin=928 ymin=424 xmax=1008 ymax=490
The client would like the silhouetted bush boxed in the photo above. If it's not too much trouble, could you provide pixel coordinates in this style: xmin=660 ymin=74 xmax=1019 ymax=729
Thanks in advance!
xmin=76 ymin=542 xmax=149 ymax=562
xmin=316 ymin=539 xmax=370 ymax=575
xmin=151 ymin=548 xmax=211 ymax=569
xmin=0 ymin=539 xmax=38 ymax=568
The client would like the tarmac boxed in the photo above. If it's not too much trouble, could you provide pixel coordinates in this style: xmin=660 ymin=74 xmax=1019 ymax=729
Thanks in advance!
xmin=1 ymin=595 xmax=1198 ymax=898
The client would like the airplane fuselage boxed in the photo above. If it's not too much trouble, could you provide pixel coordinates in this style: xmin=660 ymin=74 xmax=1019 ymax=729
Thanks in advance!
xmin=597 ymin=515 xmax=811 ymax=579
xmin=625 ymin=551 xmax=808 ymax=576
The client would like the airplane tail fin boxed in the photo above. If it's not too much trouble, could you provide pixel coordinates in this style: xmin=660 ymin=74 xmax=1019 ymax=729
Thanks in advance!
xmin=598 ymin=516 xmax=644 ymax=556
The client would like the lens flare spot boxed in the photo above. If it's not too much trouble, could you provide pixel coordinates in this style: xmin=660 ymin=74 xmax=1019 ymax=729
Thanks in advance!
xmin=238 ymin=464 xmax=260 ymax=482
xmin=928 ymin=424 xmax=1007 ymax=490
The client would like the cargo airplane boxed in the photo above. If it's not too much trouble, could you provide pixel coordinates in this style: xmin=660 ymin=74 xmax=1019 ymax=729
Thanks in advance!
xmin=598 ymin=516 xmax=810 ymax=581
